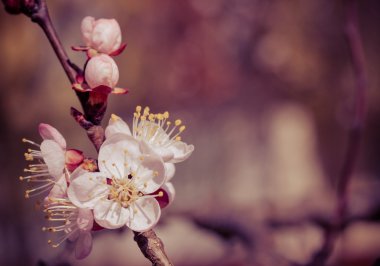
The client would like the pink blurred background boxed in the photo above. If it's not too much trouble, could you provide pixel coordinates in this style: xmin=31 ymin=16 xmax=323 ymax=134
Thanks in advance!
xmin=1 ymin=1 xmax=380 ymax=265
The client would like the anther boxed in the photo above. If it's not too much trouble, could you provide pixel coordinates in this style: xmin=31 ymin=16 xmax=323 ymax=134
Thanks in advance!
xmin=111 ymin=114 xmax=120 ymax=121
xmin=175 ymin=120 xmax=182 ymax=126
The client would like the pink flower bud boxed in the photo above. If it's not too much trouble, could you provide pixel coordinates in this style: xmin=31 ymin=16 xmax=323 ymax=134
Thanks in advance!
xmin=38 ymin=123 xmax=66 ymax=149
xmin=81 ymin=16 xmax=122 ymax=54
xmin=85 ymin=54 xmax=119 ymax=89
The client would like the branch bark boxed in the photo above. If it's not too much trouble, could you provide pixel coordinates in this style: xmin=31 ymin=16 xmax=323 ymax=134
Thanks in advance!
xmin=2 ymin=0 xmax=173 ymax=265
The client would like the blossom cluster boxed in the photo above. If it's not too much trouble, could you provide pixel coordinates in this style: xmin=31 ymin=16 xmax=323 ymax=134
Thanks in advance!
xmin=19 ymin=17 xmax=194 ymax=259
xmin=21 ymin=110 xmax=193 ymax=258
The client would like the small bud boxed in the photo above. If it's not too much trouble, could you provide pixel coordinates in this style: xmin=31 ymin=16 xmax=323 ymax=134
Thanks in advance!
xmin=38 ymin=123 xmax=66 ymax=149
xmin=81 ymin=16 xmax=122 ymax=54
xmin=85 ymin=54 xmax=119 ymax=89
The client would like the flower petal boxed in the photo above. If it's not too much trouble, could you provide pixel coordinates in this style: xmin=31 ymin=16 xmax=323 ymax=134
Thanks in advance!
xmin=126 ymin=197 xmax=161 ymax=232
xmin=69 ymin=167 xmax=89 ymax=182
xmin=164 ymin=163 xmax=175 ymax=182
xmin=75 ymin=232 xmax=93 ymax=260
xmin=98 ymin=133 xmax=141 ymax=178
xmin=81 ymin=16 xmax=95 ymax=46
xmin=168 ymin=142 xmax=194 ymax=163
xmin=77 ymin=208 xmax=94 ymax=232
xmin=47 ymin=174 xmax=67 ymax=199
xmin=67 ymin=172 xmax=108 ymax=209
xmin=40 ymin=140 xmax=65 ymax=179
xmin=94 ymin=200 xmax=129 ymax=229
xmin=105 ymin=114 xmax=131 ymax=139
xmin=91 ymin=18 xmax=121 ymax=54
xmin=139 ymin=140 xmax=175 ymax=162
xmin=38 ymin=123 xmax=66 ymax=149
xmin=133 ymin=154 xmax=165 ymax=194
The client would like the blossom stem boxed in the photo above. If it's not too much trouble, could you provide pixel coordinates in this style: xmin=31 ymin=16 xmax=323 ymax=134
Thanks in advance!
xmin=134 ymin=230 xmax=173 ymax=266
xmin=27 ymin=0 xmax=76 ymax=84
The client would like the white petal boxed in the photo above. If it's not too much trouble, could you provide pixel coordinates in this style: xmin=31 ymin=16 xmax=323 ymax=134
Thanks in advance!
xmin=105 ymin=114 xmax=132 ymax=138
xmin=168 ymin=142 xmax=194 ymax=163
xmin=69 ymin=167 xmax=89 ymax=182
xmin=48 ymin=174 xmax=67 ymax=199
xmin=75 ymin=232 xmax=93 ymax=260
xmin=67 ymin=172 xmax=108 ymax=209
xmin=40 ymin=140 xmax=65 ymax=179
xmin=126 ymin=198 xmax=161 ymax=232
xmin=139 ymin=140 xmax=174 ymax=162
xmin=164 ymin=163 xmax=176 ymax=182
xmin=94 ymin=200 xmax=129 ymax=229
xmin=81 ymin=16 xmax=95 ymax=45
xmin=77 ymin=208 xmax=94 ymax=231
xmin=133 ymin=154 xmax=165 ymax=194
xmin=38 ymin=123 xmax=67 ymax=149
xmin=98 ymin=133 xmax=141 ymax=178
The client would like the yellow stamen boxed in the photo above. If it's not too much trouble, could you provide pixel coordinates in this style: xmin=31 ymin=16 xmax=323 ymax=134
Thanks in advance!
xmin=111 ymin=114 xmax=121 ymax=122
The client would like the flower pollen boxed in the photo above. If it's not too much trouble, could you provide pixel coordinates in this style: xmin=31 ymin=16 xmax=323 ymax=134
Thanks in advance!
xmin=103 ymin=155 xmax=164 ymax=210
xmin=21 ymin=138 xmax=57 ymax=198
xmin=43 ymin=197 xmax=80 ymax=248
xmin=133 ymin=106 xmax=186 ymax=146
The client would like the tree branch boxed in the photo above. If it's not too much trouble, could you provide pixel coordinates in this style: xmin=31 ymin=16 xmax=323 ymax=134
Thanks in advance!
xmin=306 ymin=1 xmax=368 ymax=265
xmin=2 ymin=0 xmax=173 ymax=265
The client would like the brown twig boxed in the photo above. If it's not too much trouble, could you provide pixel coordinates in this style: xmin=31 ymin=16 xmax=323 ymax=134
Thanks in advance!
xmin=2 ymin=0 xmax=173 ymax=265
xmin=134 ymin=231 xmax=173 ymax=266
xmin=306 ymin=1 xmax=368 ymax=265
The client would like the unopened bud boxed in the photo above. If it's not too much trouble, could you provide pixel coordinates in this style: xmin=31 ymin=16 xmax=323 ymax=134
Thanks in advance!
xmin=85 ymin=54 xmax=119 ymax=89
xmin=81 ymin=16 xmax=122 ymax=54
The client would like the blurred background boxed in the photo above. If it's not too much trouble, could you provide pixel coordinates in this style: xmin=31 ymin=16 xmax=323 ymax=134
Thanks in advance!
xmin=1 ymin=0 xmax=380 ymax=265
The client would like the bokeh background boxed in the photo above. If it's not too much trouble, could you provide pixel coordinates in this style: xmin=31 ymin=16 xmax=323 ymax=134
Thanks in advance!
xmin=1 ymin=0 xmax=380 ymax=265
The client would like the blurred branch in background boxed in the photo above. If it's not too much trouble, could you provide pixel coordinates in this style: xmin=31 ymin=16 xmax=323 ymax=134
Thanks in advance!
xmin=306 ymin=0 xmax=368 ymax=265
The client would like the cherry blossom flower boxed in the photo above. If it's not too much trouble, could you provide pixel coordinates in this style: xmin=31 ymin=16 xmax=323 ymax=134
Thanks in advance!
xmin=20 ymin=124 xmax=84 ymax=198
xmin=105 ymin=108 xmax=194 ymax=180
xmin=67 ymin=134 xmax=166 ymax=231
xmin=106 ymin=108 xmax=194 ymax=163
xmin=72 ymin=16 xmax=126 ymax=57
xmin=43 ymin=169 xmax=94 ymax=259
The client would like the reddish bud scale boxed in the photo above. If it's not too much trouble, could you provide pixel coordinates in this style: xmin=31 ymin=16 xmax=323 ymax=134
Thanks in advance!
xmin=2 ymin=0 xmax=36 ymax=15
xmin=2 ymin=0 xmax=22 ymax=14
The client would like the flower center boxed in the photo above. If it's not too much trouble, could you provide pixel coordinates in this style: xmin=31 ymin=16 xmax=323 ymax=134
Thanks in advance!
xmin=132 ymin=106 xmax=186 ymax=147
xmin=108 ymin=175 xmax=141 ymax=208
